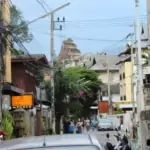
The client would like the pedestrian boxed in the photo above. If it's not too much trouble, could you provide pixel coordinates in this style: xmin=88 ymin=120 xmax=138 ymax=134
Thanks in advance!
xmin=91 ymin=118 xmax=96 ymax=131
xmin=76 ymin=118 xmax=82 ymax=134
xmin=68 ymin=120 xmax=75 ymax=134
xmin=85 ymin=117 xmax=90 ymax=132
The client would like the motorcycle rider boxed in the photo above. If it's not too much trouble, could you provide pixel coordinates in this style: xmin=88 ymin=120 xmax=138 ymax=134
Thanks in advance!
xmin=105 ymin=133 xmax=114 ymax=150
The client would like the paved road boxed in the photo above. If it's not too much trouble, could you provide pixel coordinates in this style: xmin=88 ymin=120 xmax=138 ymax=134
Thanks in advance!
xmin=95 ymin=131 xmax=117 ymax=147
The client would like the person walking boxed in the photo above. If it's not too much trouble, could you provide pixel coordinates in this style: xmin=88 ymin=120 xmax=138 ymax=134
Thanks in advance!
xmin=76 ymin=118 xmax=82 ymax=134
xmin=91 ymin=118 xmax=96 ymax=131
xmin=85 ymin=117 xmax=90 ymax=132
xmin=68 ymin=120 xmax=75 ymax=134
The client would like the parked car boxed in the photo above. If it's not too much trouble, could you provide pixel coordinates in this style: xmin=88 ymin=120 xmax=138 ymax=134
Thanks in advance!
xmin=0 ymin=134 xmax=104 ymax=150
xmin=97 ymin=118 xmax=114 ymax=131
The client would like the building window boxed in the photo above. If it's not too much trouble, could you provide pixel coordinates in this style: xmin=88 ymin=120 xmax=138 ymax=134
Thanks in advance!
xmin=123 ymin=72 xmax=125 ymax=79
xmin=120 ymin=75 xmax=122 ymax=80
xmin=120 ymin=96 xmax=122 ymax=101
xmin=124 ymin=95 xmax=126 ymax=101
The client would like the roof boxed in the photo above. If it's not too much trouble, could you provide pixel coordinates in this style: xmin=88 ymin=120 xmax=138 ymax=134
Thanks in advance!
xmin=116 ymin=55 xmax=131 ymax=65
xmin=90 ymin=55 xmax=122 ymax=70
xmin=11 ymin=54 xmax=49 ymax=64
xmin=0 ymin=134 xmax=102 ymax=150
xmin=118 ymin=24 xmax=149 ymax=56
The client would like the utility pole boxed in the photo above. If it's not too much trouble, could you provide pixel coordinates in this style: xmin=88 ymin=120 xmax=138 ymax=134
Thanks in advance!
xmin=106 ymin=54 xmax=112 ymax=114
xmin=130 ymin=33 xmax=136 ymax=116
xmin=50 ymin=2 xmax=70 ymax=134
xmin=0 ymin=0 xmax=11 ymax=126
xmin=1 ymin=0 xmax=11 ymax=83
xmin=135 ymin=0 xmax=145 ymax=149
xmin=147 ymin=0 xmax=150 ymax=49
xmin=0 ymin=1 xmax=3 ymax=126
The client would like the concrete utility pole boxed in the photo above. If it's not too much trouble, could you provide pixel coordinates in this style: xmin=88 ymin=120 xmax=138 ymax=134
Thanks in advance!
xmin=147 ymin=0 xmax=150 ymax=48
xmin=130 ymin=33 xmax=136 ymax=116
xmin=135 ymin=0 xmax=145 ymax=149
xmin=50 ymin=2 xmax=70 ymax=133
xmin=0 ymin=1 xmax=3 ymax=126
xmin=1 ymin=0 xmax=11 ymax=83
xmin=106 ymin=54 xmax=112 ymax=114
xmin=0 ymin=0 xmax=11 ymax=125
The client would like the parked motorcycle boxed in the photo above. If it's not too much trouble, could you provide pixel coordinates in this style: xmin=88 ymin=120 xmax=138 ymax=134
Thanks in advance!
xmin=113 ymin=129 xmax=131 ymax=150
xmin=114 ymin=134 xmax=123 ymax=150
xmin=105 ymin=133 xmax=115 ymax=150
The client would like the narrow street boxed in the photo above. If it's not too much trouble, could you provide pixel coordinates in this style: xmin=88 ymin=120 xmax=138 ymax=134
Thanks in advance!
xmin=0 ymin=0 xmax=150 ymax=149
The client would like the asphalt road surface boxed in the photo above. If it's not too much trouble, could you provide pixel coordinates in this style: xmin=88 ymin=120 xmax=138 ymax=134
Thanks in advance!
xmin=95 ymin=130 xmax=118 ymax=147
xmin=82 ymin=128 xmax=118 ymax=147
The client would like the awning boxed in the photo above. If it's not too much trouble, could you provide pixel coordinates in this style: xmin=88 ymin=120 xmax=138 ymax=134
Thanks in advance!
xmin=119 ymin=104 xmax=137 ymax=109
xmin=2 ymin=83 xmax=24 ymax=95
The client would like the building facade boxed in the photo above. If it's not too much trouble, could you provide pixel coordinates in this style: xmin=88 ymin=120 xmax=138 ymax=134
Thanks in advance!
xmin=90 ymin=54 xmax=121 ymax=104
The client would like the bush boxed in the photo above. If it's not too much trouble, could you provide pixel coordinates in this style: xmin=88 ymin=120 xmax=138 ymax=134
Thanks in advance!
xmin=2 ymin=110 xmax=14 ymax=140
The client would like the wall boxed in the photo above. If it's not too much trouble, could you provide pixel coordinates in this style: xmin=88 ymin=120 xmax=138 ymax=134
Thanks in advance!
xmin=119 ymin=61 xmax=132 ymax=102
xmin=12 ymin=62 xmax=36 ymax=93
xmin=103 ymin=94 xmax=120 ymax=102
xmin=125 ymin=62 xmax=132 ymax=102
xmin=98 ymin=70 xmax=119 ymax=84
xmin=12 ymin=63 xmax=26 ymax=89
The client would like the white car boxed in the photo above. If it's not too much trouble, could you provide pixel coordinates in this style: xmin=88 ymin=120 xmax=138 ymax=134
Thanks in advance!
xmin=97 ymin=119 xmax=113 ymax=131
xmin=0 ymin=134 xmax=104 ymax=150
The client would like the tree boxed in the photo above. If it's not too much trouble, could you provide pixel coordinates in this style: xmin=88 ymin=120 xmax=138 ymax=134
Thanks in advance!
xmin=45 ymin=66 xmax=101 ymax=117
xmin=10 ymin=5 xmax=33 ymax=43
xmin=44 ymin=66 xmax=101 ymax=133
xmin=64 ymin=67 xmax=101 ymax=117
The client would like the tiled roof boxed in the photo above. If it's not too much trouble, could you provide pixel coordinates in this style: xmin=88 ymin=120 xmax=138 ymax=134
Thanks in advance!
xmin=11 ymin=54 xmax=49 ymax=64
xmin=90 ymin=55 xmax=122 ymax=70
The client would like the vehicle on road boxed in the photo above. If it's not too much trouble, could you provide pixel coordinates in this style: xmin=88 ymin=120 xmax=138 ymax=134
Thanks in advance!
xmin=104 ymin=115 xmax=120 ymax=130
xmin=0 ymin=134 xmax=104 ymax=150
xmin=97 ymin=118 xmax=114 ymax=131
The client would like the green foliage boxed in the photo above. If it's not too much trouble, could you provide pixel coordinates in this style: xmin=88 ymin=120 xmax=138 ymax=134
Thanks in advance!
xmin=11 ymin=48 xmax=24 ymax=56
xmin=36 ymin=71 xmax=44 ymax=86
xmin=45 ymin=66 xmax=101 ymax=117
xmin=63 ymin=66 xmax=101 ymax=95
xmin=2 ymin=110 xmax=14 ymax=140
xmin=10 ymin=5 xmax=33 ymax=43
xmin=115 ymin=108 xmax=123 ymax=114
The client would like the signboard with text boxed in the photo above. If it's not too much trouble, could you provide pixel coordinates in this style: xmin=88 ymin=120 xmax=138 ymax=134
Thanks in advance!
xmin=11 ymin=95 xmax=33 ymax=109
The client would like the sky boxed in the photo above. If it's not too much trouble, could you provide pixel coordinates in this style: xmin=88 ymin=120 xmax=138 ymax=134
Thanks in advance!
xmin=12 ymin=0 xmax=147 ymax=59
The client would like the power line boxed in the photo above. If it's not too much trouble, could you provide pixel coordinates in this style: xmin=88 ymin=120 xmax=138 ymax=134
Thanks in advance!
xmin=31 ymin=30 xmax=132 ymax=42
xmin=42 ymin=15 xmax=147 ymax=23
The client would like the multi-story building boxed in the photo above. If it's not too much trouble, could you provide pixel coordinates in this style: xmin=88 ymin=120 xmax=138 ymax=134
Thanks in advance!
xmin=116 ymin=57 xmax=133 ymax=107
xmin=90 ymin=54 xmax=122 ymax=105
xmin=116 ymin=25 xmax=149 ymax=110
